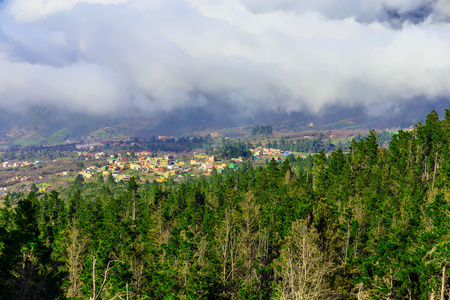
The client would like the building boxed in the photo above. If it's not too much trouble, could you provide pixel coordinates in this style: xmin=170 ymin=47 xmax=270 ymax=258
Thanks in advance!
xmin=76 ymin=141 xmax=103 ymax=150
xmin=202 ymin=162 xmax=213 ymax=170
xmin=117 ymin=174 xmax=132 ymax=181
xmin=130 ymin=163 xmax=141 ymax=170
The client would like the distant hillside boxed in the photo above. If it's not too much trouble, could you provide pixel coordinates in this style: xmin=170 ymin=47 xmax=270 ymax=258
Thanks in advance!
xmin=0 ymin=108 xmax=131 ymax=146
xmin=1 ymin=97 xmax=450 ymax=147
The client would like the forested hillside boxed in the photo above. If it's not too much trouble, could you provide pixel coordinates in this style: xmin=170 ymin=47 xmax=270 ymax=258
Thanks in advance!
xmin=2 ymin=109 xmax=450 ymax=299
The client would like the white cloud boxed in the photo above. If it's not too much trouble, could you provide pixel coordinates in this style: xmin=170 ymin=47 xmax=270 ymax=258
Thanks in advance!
xmin=5 ymin=0 xmax=129 ymax=22
xmin=0 ymin=0 xmax=449 ymax=116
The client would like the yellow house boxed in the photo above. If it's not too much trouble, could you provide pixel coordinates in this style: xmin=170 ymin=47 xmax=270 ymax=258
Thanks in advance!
xmin=130 ymin=163 xmax=141 ymax=170
xmin=148 ymin=157 xmax=163 ymax=164
xmin=11 ymin=176 xmax=21 ymax=182
xmin=85 ymin=173 xmax=92 ymax=179
xmin=164 ymin=171 xmax=176 ymax=178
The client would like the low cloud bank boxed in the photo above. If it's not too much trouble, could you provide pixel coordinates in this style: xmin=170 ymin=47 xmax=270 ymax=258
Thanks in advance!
xmin=0 ymin=0 xmax=449 ymax=118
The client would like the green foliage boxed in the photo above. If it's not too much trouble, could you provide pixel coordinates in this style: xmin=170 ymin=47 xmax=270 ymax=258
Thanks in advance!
xmin=208 ymin=139 xmax=253 ymax=159
xmin=2 ymin=109 xmax=450 ymax=298
xmin=74 ymin=174 xmax=84 ymax=188
xmin=252 ymin=125 xmax=273 ymax=136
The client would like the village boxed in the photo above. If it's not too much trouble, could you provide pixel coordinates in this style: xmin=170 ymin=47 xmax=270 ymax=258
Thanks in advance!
xmin=72 ymin=146 xmax=292 ymax=184
xmin=0 ymin=145 xmax=294 ymax=197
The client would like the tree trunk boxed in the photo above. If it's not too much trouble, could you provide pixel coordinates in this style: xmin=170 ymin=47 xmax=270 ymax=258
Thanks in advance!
xmin=440 ymin=265 xmax=446 ymax=300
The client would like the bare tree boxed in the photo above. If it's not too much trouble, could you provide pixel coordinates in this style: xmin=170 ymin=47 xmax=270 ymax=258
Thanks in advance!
xmin=65 ymin=223 xmax=88 ymax=298
xmin=90 ymin=256 xmax=123 ymax=300
xmin=274 ymin=220 xmax=333 ymax=300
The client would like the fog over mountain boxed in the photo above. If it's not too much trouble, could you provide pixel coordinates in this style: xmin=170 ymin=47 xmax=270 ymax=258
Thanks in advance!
xmin=1 ymin=0 xmax=450 ymax=125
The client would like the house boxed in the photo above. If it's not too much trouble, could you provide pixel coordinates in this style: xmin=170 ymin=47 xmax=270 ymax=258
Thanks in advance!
xmin=76 ymin=141 xmax=103 ymax=150
xmin=94 ymin=152 xmax=105 ymax=159
xmin=137 ymin=151 xmax=152 ymax=156
xmin=156 ymin=177 xmax=167 ymax=183
xmin=117 ymin=174 xmax=131 ymax=181
xmin=21 ymin=176 xmax=31 ymax=182
xmin=214 ymin=164 xmax=227 ymax=171
xmin=202 ymin=162 xmax=213 ymax=170
xmin=208 ymin=156 xmax=217 ymax=162
xmin=11 ymin=176 xmax=21 ymax=182
xmin=164 ymin=170 xmax=177 ymax=178
xmin=130 ymin=163 xmax=141 ymax=170
xmin=158 ymin=136 xmax=173 ymax=141
xmin=159 ymin=159 xmax=169 ymax=167
xmin=255 ymin=148 xmax=264 ymax=157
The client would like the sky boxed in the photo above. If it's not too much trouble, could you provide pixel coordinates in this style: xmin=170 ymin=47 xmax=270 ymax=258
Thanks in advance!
xmin=0 ymin=0 xmax=450 ymax=117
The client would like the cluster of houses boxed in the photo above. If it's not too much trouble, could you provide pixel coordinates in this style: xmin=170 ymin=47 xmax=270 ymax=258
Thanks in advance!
xmin=9 ymin=175 xmax=31 ymax=183
xmin=0 ymin=145 xmax=295 ymax=198
xmin=0 ymin=179 xmax=52 ymax=195
xmin=75 ymin=152 xmax=242 ymax=184
xmin=1 ymin=160 xmax=42 ymax=169
xmin=78 ymin=151 xmax=106 ymax=159
xmin=75 ymin=141 xmax=105 ymax=150
xmin=77 ymin=153 xmax=184 ymax=183
xmin=158 ymin=136 xmax=174 ymax=141
xmin=190 ymin=154 xmax=238 ymax=176
xmin=250 ymin=147 xmax=292 ymax=161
